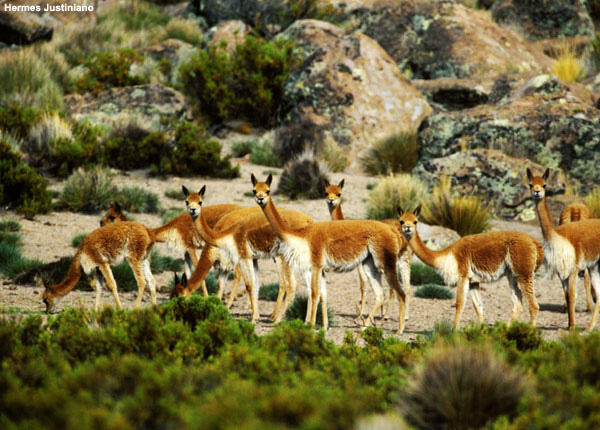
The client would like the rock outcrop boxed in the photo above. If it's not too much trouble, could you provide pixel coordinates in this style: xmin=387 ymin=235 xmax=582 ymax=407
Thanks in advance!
xmin=414 ymin=148 xmax=567 ymax=220
xmin=208 ymin=20 xmax=251 ymax=53
xmin=0 ymin=10 xmax=53 ymax=45
xmin=418 ymin=74 xmax=600 ymax=191
xmin=276 ymin=19 xmax=432 ymax=169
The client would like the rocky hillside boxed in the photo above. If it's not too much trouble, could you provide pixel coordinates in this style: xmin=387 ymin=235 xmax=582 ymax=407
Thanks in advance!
xmin=1 ymin=0 xmax=600 ymax=222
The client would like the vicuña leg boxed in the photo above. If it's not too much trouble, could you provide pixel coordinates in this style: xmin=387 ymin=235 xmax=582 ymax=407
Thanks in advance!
xmin=98 ymin=263 xmax=123 ymax=310
xmin=586 ymin=266 xmax=600 ymax=331
xmin=469 ymin=285 xmax=484 ymax=323
xmin=355 ymin=264 xmax=367 ymax=321
xmin=454 ymin=277 xmax=469 ymax=330
xmin=142 ymin=258 xmax=157 ymax=305
xmin=507 ymin=274 xmax=524 ymax=323
xmin=129 ymin=258 xmax=148 ymax=308
xmin=92 ymin=269 xmax=104 ymax=310
xmin=274 ymin=260 xmax=297 ymax=323
xmin=361 ymin=260 xmax=384 ymax=327
xmin=270 ymin=257 xmax=288 ymax=320
xmin=584 ymin=269 xmax=593 ymax=312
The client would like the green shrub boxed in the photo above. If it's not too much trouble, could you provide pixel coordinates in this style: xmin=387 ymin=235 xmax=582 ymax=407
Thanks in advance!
xmin=71 ymin=233 xmax=87 ymax=248
xmin=0 ymin=103 xmax=42 ymax=140
xmin=154 ymin=120 xmax=240 ymax=178
xmin=403 ymin=344 xmax=529 ymax=429
xmin=77 ymin=48 xmax=147 ymax=94
xmin=414 ymin=284 xmax=454 ymax=300
xmin=0 ymin=220 xmax=21 ymax=232
xmin=422 ymin=177 xmax=491 ymax=236
xmin=259 ymin=282 xmax=280 ymax=301
xmin=277 ymin=153 xmax=330 ymax=200
xmin=59 ymin=167 xmax=118 ymax=213
xmin=360 ymin=131 xmax=419 ymax=176
xmin=319 ymin=137 xmax=348 ymax=173
xmin=284 ymin=295 xmax=334 ymax=327
xmin=366 ymin=174 xmax=429 ymax=220
xmin=0 ymin=140 xmax=52 ymax=218
xmin=0 ymin=232 xmax=22 ymax=249
xmin=180 ymin=35 xmax=297 ymax=127
xmin=150 ymin=250 xmax=184 ymax=273
xmin=115 ymin=186 xmax=162 ymax=213
xmin=164 ymin=189 xmax=186 ymax=200
xmin=204 ymin=271 xmax=220 ymax=295
xmin=411 ymin=262 xmax=444 ymax=285
xmin=0 ymin=230 xmax=43 ymax=279
xmin=0 ymin=48 xmax=63 ymax=112
xmin=165 ymin=18 xmax=203 ymax=45
xmin=250 ymin=139 xmax=281 ymax=167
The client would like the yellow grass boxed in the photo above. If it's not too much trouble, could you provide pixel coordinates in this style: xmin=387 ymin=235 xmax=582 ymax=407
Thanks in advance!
xmin=552 ymin=40 xmax=586 ymax=82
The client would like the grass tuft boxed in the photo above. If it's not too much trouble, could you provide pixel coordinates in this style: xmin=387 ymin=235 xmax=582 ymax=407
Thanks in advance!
xmin=551 ymin=39 xmax=586 ymax=83
xmin=319 ymin=137 xmax=348 ymax=173
xmin=410 ymin=262 xmax=445 ymax=286
xmin=360 ymin=131 xmax=418 ymax=176
xmin=60 ymin=167 xmax=117 ymax=213
xmin=584 ymin=187 xmax=600 ymax=218
xmin=259 ymin=283 xmax=280 ymax=301
xmin=115 ymin=186 xmax=162 ymax=214
xmin=403 ymin=344 xmax=529 ymax=429
xmin=0 ymin=220 xmax=22 ymax=232
xmin=414 ymin=284 xmax=454 ymax=300
xmin=284 ymin=295 xmax=334 ymax=328
xmin=366 ymin=174 xmax=429 ymax=220
xmin=164 ymin=189 xmax=186 ymax=201
xmin=421 ymin=176 xmax=491 ymax=236
xmin=71 ymin=234 xmax=87 ymax=248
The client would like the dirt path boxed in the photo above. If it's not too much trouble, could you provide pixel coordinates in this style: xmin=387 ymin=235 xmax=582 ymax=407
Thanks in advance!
xmin=0 ymin=161 xmax=593 ymax=342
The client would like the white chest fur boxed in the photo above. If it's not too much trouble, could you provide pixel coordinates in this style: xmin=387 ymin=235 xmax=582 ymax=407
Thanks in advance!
xmin=433 ymin=253 xmax=460 ymax=286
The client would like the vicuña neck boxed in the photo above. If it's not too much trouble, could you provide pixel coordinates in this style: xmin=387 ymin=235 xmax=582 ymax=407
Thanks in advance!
xmin=185 ymin=247 xmax=216 ymax=293
xmin=408 ymin=230 xmax=446 ymax=269
xmin=535 ymin=197 xmax=556 ymax=241
xmin=330 ymin=204 xmax=344 ymax=221
xmin=261 ymin=198 xmax=291 ymax=238
xmin=51 ymin=249 xmax=83 ymax=297
xmin=193 ymin=210 xmax=222 ymax=246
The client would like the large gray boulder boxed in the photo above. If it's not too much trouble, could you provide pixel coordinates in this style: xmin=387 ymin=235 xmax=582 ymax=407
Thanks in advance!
xmin=0 ymin=10 xmax=53 ymax=45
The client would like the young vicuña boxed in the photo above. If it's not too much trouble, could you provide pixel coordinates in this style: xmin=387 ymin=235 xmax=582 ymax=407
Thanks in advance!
xmin=255 ymin=174 xmax=407 ymax=333
xmin=398 ymin=205 xmax=543 ymax=331
xmin=41 ymin=221 xmax=158 ymax=313
xmin=528 ymin=168 xmax=600 ymax=330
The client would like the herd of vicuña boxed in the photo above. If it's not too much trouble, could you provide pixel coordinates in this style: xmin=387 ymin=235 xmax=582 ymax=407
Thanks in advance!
xmin=41 ymin=168 xmax=600 ymax=333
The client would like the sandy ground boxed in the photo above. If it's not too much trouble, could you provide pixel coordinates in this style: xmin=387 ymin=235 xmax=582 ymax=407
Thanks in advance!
xmin=1 ymin=160 xmax=595 ymax=343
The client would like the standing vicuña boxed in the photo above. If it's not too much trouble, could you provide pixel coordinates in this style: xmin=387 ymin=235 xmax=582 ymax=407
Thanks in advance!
xmin=41 ymin=221 xmax=157 ymax=312
xmin=398 ymin=206 xmax=543 ymax=330
xmin=325 ymin=180 xmax=412 ymax=321
xmin=255 ymin=174 xmax=407 ymax=333
xmin=528 ymin=168 xmax=600 ymax=330
xmin=559 ymin=202 xmax=595 ymax=312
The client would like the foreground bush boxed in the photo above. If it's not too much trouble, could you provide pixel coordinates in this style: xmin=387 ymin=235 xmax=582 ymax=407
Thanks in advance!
xmin=0 ymin=140 xmax=52 ymax=218
xmin=180 ymin=35 xmax=297 ymax=127
xmin=366 ymin=174 xmax=429 ymax=220
xmin=360 ymin=131 xmax=419 ymax=176
xmin=421 ymin=177 xmax=491 ymax=236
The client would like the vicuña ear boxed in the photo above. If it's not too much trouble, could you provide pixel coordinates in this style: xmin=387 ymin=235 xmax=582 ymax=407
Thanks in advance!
xmin=397 ymin=206 xmax=404 ymax=217
xmin=338 ymin=179 xmax=345 ymax=189
xmin=174 ymin=272 xmax=180 ymax=284
xmin=251 ymin=173 xmax=257 ymax=186
xmin=543 ymin=168 xmax=550 ymax=181
xmin=181 ymin=273 xmax=188 ymax=287
xmin=199 ymin=185 xmax=206 ymax=197
xmin=113 ymin=202 xmax=122 ymax=213
xmin=182 ymin=185 xmax=189 ymax=197
xmin=266 ymin=174 xmax=273 ymax=187
xmin=526 ymin=168 xmax=533 ymax=182
xmin=414 ymin=204 xmax=422 ymax=218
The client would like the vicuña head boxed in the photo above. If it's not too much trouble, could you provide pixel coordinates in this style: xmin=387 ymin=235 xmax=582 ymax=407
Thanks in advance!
xmin=37 ymin=275 xmax=58 ymax=313
xmin=251 ymin=173 xmax=272 ymax=208
xmin=527 ymin=167 xmax=549 ymax=201
xmin=398 ymin=205 xmax=421 ymax=240
xmin=182 ymin=185 xmax=206 ymax=219
xmin=170 ymin=272 xmax=189 ymax=298
xmin=100 ymin=202 xmax=128 ymax=226
xmin=325 ymin=179 xmax=344 ymax=213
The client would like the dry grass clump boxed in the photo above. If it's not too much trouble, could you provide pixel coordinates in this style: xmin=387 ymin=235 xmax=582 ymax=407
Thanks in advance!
xmin=551 ymin=39 xmax=586 ymax=82
xmin=24 ymin=113 xmax=73 ymax=166
xmin=0 ymin=49 xmax=63 ymax=111
xmin=402 ymin=343 xmax=529 ymax=429
xmin=366 ymin=174 xmax=429 ymax=220
xmin=360 ymin=131 xmax=419 ymax=176
xmin=277 ymin=152 xmax=330 ymax=199
xmin=319 ymin=137 xmax=348 ymax=173
xmin=60 ymin=167 xmax=118 ymax=213
xmin=421 ymin=177 xmax=491 ymax=236
xmin=584 ymin=187 xmax=600 ymax=218
xmin=165 ymin=18 xmax=203 ymax=45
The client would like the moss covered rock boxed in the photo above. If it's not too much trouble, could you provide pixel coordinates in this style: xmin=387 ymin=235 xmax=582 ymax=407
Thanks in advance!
xmin=414 ymin=148 xmax=567 ymax=220
xmin=277 ymin=19 xmax=431 ymax=168
xmin=418 ymin=74 xmax=600 ymax=192
xmin=491 ymin=0 xmax=594 ymax=41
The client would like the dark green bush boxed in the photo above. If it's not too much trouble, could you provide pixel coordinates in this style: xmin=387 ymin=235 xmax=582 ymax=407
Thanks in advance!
xmin=276 ymin=154 xmax=330 ymax=200
xmin=410 ymin=262 xmax=444 ymax=286
xmin=414 ymin=284 xmax=454 ymax=300
xmin=76 ymin=48 xmax=147 ymax=95
xmin=259 ymin=282 xmax=280 ymax=301
xmin=0 ymin=220 xmax=21 ymax=232
xmin=0 ymin=103 xmax=41 ymax=139
xmin=59 ymin=167 xmax=117 ymax=213
xmin=180 ymin=35 xmax=297 ymax=127
xmin=360 ymin=131 xmax=419 ymax=176
xmin=115 ymin=186 xmax=162 ymax=213
xmin=284 ymin=295 xmax=334 ymax=327
xmin=232 ymin=139 xmax=281 ymax=167
xmin=0 ymin=140 xmax=52 ymax=218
